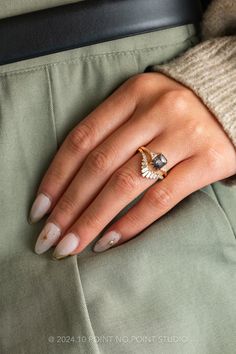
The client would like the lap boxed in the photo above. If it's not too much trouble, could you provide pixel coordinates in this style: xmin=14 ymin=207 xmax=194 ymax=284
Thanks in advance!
xmin=1 ymin=24 xmax=235 ymax=354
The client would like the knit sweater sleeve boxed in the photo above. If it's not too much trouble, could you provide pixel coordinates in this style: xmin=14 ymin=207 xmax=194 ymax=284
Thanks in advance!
xmin=150 ymin=0 xmax=236 ymax=185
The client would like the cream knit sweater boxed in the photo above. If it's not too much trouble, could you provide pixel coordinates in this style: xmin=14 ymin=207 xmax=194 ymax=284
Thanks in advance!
xmin=152 ymin=0 xmax=236 ymax=184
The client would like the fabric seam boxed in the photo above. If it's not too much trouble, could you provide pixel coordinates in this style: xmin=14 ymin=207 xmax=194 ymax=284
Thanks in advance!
xmin=73 ymin=257 xmax=101 ymax=354
xmin=200 ymin=186 xmax=236 ymax=239
xmin=211 ymin=184 xmax=236 ymax=239
xmin=45 ymin=66 xmax=58 ymax=148
xmin=0 ymin=34 xmax=197 ymax=78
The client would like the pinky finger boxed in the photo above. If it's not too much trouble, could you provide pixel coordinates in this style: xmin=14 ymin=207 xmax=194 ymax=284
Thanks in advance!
xmin=93 ymin=155 xmax=208 ymax=253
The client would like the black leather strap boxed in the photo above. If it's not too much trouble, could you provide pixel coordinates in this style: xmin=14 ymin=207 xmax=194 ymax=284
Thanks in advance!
xmin=0 ymin=0 xmax=203 ymax=65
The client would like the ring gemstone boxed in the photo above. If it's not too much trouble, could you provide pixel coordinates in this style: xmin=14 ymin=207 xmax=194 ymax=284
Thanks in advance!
xmin=152 ymin=154 xmax=167 ymax=169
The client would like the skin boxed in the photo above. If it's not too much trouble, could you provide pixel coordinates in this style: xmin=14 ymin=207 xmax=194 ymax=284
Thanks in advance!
xmin=31 ymin=73 xmax=236 ymax=257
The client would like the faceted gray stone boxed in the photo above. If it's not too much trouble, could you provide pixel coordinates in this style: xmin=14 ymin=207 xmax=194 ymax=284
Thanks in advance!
xmin=152 ymin=154 xmax=167 ymax=169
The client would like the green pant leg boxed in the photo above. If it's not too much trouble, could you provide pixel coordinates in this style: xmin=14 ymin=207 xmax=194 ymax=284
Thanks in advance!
xmin=1 ymin=24 xmax=235 ymax=354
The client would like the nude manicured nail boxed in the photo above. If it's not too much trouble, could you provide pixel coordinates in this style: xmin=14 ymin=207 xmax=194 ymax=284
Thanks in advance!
xmin=29 ymin=193 xmax=52 ymax=223
xmin=35 ymin=222 xmax=61 ymax=255
xmin=93 ymin=231 xmax=121 ymax=253
xmin=52 ymin=233 xmax=80 ymax=260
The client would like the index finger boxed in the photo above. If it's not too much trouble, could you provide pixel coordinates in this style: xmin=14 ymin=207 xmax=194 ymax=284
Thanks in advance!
xmin=29 ymin=80 xmax=138 ymax=223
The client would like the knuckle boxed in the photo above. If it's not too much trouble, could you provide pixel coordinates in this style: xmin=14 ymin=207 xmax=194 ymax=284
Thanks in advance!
xmin=128 ymin=73 xmax=154 ymax=95
xmin=185 ymin=120 xmax=205 ymax=141
xmin=128 ymin=73 xmax=146 ymax=87
xmin=159 ymin=89 xmax=193 ymax=117
xmin=124 ymin=211 xmax=141 ymax=228
xmin=43 ymin=165 xmax=65 ymax=186
xmin=67 ymin=123 xmax=94 ymax=153
xmin=86 ymin=148 xmax=112 ymax=174
xmin=145 ymin=187 xmax=173 ymax=211
xmin=82 ymin=211 xmax=103 ymax=231
xmin=112 ymin=168 xmax=140 ymax=195
xmin=56 ymin=195 xmax=76 ymax=215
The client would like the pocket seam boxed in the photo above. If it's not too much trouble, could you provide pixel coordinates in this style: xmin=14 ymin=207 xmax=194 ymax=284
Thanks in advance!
xmin=45 ymin=66 xmax=58 ymax=148
xmin=199 ymin=186 xmax=236 ymax=240
xmin=0 ymin=34 xmax=198 ymax=78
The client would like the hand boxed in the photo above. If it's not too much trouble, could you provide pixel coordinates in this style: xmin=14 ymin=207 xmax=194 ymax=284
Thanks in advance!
xmin=29 ymin=73 xmax=236 ymax=259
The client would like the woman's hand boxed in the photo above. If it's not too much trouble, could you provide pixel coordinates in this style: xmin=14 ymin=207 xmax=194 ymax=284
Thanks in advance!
xmin=29 ymin=73 xmax=236 ymax=259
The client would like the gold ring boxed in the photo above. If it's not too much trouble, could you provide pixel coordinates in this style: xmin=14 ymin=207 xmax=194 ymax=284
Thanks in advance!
xmin=137 ymin=146 xmax=168 ymax=180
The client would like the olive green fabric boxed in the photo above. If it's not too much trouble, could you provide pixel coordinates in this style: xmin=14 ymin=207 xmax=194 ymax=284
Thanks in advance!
xmin=0 ymin=0 xmax=82 ymax=19
xmin=0 ymin=24 xmax=236 ymax=354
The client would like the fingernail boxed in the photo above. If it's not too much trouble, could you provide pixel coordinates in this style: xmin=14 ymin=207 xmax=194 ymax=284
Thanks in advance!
xmin=35 ymin=222 xmax=61 ymax=255
xmin=29 ymin=193 xmax=52 ymax=223
xmin=93 ymin=231 xmax=121 ymax=253
xmin=52 ymin=233 xmax=80 ymax=260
